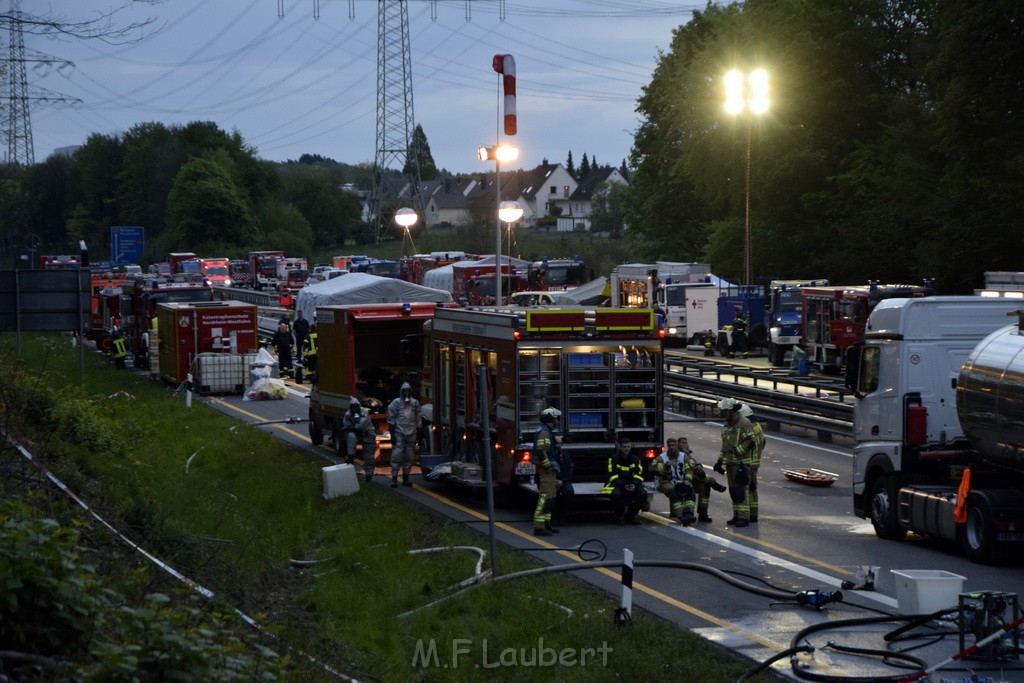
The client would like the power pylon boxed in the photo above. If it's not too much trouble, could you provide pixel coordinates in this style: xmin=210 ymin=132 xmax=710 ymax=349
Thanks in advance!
xmin=2 ymin=0 xmax=80 ymax=166
xmin=367 ymin=0 xmax=424 ymax=243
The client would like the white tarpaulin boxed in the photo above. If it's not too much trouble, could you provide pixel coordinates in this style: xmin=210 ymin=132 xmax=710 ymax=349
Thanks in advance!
xmin=421 ymin=255 xmax=532 ymax=296
xmin=295 ymin=273 xmax=453 ymax=320
xmin=553 ymin=276 xmax=610 ymax=306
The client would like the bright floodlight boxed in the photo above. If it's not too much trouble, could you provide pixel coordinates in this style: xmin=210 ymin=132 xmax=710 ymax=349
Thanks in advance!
xmin=749 ymin=70 xmax=769 ymax=114
xmin=724 ymin=70 xmax=745 ymax=115
xmin=394 ymin=207 xmax=418 ymax=228
xmin=495 ymin=145 xmax=519 ymax=163
xmin=498 ymin=200 xmax=523 ymax=223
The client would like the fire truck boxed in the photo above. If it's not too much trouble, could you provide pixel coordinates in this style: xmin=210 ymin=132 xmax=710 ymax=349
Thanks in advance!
xmin=117 ymin=277 xmax=215 ymax=368
xmin=399 ymin=251 xmax=472 ymax=285
xmin=421 ymin=256 xmax=530 ymax=304
xmin=424 ymin=307 xmax=664 ymax=493
xmin=199 ymin=257 xmax=231 ymax=287
xmin=307 ymin=303 xmax=446 ymax=463
xmin=525 ymin=256 xmax=593 ymax=291
xmin=801 ymin=282 xmax=935 ymax=373
xmin=248 ymin=250 xmax=284 ymax=290
xmin=275 ymin=258 xmax=309 ymax=292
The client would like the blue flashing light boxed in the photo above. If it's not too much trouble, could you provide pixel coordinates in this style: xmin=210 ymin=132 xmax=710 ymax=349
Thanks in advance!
xmin=664 ymin=277 xmax=673 ymax=285
xmin=572 ymin=254 xmax=580 ymax=262
xmin=542 ymin=256 xmax=549 ymax=263
xmin=869 ymin=280 xmax=879 ymax=291
xmin=402 ymin=303 xmax=412 ymax=315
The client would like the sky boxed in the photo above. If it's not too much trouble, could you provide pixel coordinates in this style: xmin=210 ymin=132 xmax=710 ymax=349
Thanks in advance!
xmin=23 ymin=1 xmax=706 ymax=174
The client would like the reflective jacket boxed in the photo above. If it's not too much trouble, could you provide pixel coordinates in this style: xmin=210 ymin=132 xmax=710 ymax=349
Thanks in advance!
xmin=720 ymin=415 xmax=756 ymax=466
xmin=605 ymin=452 xmax=644 ymax=491
xmin=532 ymin=423 xmax=559 ymax=472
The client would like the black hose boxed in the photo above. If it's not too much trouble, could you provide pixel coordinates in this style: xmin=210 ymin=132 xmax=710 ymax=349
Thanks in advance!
xmin=736 ymin=644 xmax=813 ymax=682
xmin=787 ymin=614 xmax=930 ymax=682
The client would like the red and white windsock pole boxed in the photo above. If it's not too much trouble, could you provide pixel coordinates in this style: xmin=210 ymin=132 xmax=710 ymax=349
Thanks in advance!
xmin=492 ymin=54 xmax=517 ymax=136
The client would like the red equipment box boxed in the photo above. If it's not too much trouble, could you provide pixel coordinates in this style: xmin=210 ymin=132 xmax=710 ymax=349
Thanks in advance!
xmin=156 ymin=300 xmax=259 ymax=385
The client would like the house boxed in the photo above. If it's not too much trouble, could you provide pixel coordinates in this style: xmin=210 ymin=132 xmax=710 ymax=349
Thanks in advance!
xmin=420 ymin=176 xmax=480 ymax=229
xmin=557 ymin=166 xmax=629 ymax=232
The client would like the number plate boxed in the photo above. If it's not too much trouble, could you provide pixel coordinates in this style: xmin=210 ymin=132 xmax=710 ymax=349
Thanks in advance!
xmin=515 ymin=462 xmax=536 ymax=476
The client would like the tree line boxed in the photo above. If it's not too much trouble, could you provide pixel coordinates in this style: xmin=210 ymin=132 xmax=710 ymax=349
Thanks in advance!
xmin=622 ymin=0 xmax=1024 ymax=294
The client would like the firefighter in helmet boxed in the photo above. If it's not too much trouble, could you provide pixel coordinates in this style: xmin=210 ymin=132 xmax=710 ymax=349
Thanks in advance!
xmin=714 ymin=398 xmax=756 ymax=527
xmin=738 ymin=404 xmax=766 ymax=523
xmin=303 ymin=323 xmax=318 ymax=384
xmin=532 ymin=407 xmax=562 ymax=536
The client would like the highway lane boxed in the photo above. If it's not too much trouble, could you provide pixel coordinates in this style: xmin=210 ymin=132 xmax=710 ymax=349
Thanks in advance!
xmin=202 ymin=379 xmax=1024 ymax=681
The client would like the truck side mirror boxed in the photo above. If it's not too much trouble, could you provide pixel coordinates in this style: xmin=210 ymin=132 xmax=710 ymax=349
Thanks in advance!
xmin=844 ymin=343 xmax=862 ymax=395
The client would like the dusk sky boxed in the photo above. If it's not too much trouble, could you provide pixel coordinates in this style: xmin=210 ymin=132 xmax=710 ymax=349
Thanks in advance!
xmin=26 ymin=1 xmax=705 ymax=172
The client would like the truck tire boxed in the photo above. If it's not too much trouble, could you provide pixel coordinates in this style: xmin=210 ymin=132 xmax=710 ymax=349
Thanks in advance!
xmin=961 ymin=494 xmax=994 ymax=564
xmin=308 ymin=412 xmax=324 ymax=446
xmin=334 ymin=421 xmax=347 ymax=459
xmin=868 ymin=475 xmax=907 ymax=541
xmin=769 ymin=343 xmax=786 ymax=367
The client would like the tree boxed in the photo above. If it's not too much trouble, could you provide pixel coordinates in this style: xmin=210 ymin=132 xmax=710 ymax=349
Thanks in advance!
xmin=282 ymin=168 xmax=362 ymax=248
xmin=164 ymin=154 xmax=255 ymax=255
xmin=589 ymin=181 xmax=629 ymax=238
xmin=579 ymin=153 xmax=591 ymax=179
xmin=254 ymin=199 xmax=313 ymax=256
xmin=75 ymin=133 xmax=124 ymax=229
xmin=405 ymin=124 xmax=438 ymax=181
xmin=565 ymin=150 xmax=576 ymax=177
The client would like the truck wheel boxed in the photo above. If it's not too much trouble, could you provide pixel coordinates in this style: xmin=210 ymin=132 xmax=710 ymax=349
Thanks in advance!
xmin=309 ymin=414 xmax=324 ymax=446
xmin=961 ymin=495 xmax=994 ymax=564
xmin=769 ymin=343 xmax=786 ymax=367
xmin=334 ymin=421 xmax=347 ymax=459
xmin=716 ymin=332 xmax=731 ymax=358
xmin=868 ymin=475 xmax=907 ymax=540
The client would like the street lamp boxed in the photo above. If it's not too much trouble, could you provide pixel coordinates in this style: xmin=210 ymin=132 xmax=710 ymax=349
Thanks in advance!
xmin=724 ymin=68 xmax=769 ymax=286
xmin=478 ymin=144 xmax=519 ymax=300
xmin=394 ymin=207 xmax=418 ymax=255
xmin=498 ymin=200 xmax=523 ymax=301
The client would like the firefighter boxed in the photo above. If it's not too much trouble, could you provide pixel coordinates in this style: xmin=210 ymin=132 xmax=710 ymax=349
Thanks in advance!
xmin=110 ymin=325 xmax=128 ymax=370
xmin=678 ymin=436 xmax=727 ymax=523
xmin=386 ymin=382 xmax=421 ymax=488
xmin=291 ymin=310 xmax=309 ymax=384
xmin=342 ymin=397 xmax=377 ymax=481
xmin=278 ymin=289 xmax=295 ymax=309
xmin=703 ymin=330 xmax=715 ymax=356
xmin=729 ymin=307 xmax=749 ymax=358
xmin=652 ymin=437 xmax=696 ymax=525
xmin=531 ymin=407 xmax=562 ymax=536
xmin=303 ymin=323 xmax=318 ymax=385
xmin=271 ymin=321 xmax=294 ymax=379
xmin=714 ymin=397 xmax=756 ymax=527
xmin=602 ymin=436 xmax=648 ymax=525
xmin=739 ymin=404 xmax=766 ymax=523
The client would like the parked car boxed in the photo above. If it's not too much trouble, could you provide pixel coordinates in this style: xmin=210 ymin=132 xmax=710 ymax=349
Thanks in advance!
xmin=509 ymin=290 xmax=559 ymax=306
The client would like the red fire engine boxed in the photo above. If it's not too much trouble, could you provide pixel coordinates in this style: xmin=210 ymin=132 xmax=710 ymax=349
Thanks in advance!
xmin=801 ymin=282 xmax=935 ymax=372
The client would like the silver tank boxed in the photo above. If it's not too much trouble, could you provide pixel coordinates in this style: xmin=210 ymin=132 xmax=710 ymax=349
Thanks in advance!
xmin=957 ymin=319 xmax=1024 ymax=467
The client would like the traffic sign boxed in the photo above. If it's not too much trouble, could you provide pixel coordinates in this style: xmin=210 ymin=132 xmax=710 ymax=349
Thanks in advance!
xmin=110 ymin=226 xmax=145 ymax=264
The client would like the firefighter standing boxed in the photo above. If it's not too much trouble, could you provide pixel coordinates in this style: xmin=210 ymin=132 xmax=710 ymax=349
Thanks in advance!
xmin=110 ymin=325 xmax=128 ymax=370
xmin=603 ymin=436 xmax=648 ymax=525
xmin=714 ymin=398 xmax=756 ymax=527
xmin=303 ymin=323 xmax=318 ymax=384
xmin=729 ymin=307 xmax=749 ymax=358
xmin=271 ymin=321 xmax=294 ymax=379
xmin=291 ymin=310 xmax=310 ymax=383
xmin=387 ymin=382 xmax=421 ymax=488
xmin=739 ymin=404 xmax=766 ymax=522
xmin=342 ymin=397 xmax=378 ymax=481
xmin=652 ymin=437 xmax=696 ymax=525
xmin=279 ymin=289 xmax=295 ymax=309
xmin=531 ymin=407 xmax=562 ymax=536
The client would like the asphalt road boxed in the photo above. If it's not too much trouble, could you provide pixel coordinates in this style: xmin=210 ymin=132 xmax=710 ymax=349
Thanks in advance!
xmin=203 ymin=378 xmax=1024 ymax=682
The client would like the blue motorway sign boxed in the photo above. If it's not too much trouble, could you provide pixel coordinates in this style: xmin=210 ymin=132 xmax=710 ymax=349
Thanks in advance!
xmin=110 ymin=226 xmax=145 ymax=264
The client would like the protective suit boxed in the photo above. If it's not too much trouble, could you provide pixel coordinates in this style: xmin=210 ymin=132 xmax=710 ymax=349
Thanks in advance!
xmin=386 ymin=382 xmax=421 ymax=487
xmin=341 ymin=397 xmax=377 ymax=481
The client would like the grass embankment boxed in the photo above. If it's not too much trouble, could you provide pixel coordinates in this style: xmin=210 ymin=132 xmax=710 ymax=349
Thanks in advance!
xmin=0 ymin=333 xmax=778 ymax=682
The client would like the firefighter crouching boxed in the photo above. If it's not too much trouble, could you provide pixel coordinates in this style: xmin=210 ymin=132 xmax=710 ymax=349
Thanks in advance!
xmin=342 ymin=397 xmax=377 ymax=482
xmin=652 ymin=437 xmax=696 ymax=525
xmin=602 ymin=435 xmax=649 ymax=525
xmin=532 ymin=407 xmax=562 ymax=536
xmin=680 ymin=436 xmax=727 ymax=523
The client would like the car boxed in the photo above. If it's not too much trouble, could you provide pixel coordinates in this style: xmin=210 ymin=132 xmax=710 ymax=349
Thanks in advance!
xmin=509 ymin=291 xmax=560 ymax=306
xmin=308 ymin=266 xmax=348 ymax=284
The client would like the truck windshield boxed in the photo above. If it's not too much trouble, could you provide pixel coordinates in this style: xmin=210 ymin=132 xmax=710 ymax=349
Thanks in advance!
xmin=152 ymin=290 xmax=211 ymax=304
xmin=204 ymin=266 xmax=228 ymax=276
xmin=664 ymin=287 xmax=688 ymax=306
xmin=366 ymin=262 xmax=400 ymax=277
xmin=776 ymin=290 xmax=802 ymax=312
xmin=539 ymin=265 xmax=588 ymax=286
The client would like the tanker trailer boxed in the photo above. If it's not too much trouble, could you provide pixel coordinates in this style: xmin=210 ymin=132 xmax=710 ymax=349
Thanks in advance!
xmin=845 ymin=296 xmax=1024 ymax=562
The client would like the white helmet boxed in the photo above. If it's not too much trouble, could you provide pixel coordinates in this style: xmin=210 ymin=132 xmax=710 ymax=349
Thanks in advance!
xmin=738 ymin=404 xmax=753 ymax=418
xmin=717 ymin=397 xmax=740 ymax=411
xmin=540 ymin=407 xmax=562 ymax=421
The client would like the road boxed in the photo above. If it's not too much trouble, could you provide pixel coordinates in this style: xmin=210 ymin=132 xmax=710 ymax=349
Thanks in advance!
xmin=204 ymin=378 xmax=1024 ymax=682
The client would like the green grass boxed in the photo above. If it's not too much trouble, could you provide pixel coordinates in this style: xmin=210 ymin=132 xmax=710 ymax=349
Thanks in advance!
xmin=0 ymin=333 xmax=779 ymax=682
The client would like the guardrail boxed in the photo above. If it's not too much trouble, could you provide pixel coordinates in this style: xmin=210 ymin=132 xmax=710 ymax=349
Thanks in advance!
xmin=663 ymin=354 xmax=854 ymax=442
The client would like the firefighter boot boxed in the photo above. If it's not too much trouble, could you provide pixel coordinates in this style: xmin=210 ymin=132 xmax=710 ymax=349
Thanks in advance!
xmin=680 ymin=510 xmax=697 ymax=526
xmin=710 ymin=478 xmax=728 ymax=493
xmin=391 ymin=475 xmax=398 ymax=488
xmin=402 ymin=472 xmax=412 ymax=487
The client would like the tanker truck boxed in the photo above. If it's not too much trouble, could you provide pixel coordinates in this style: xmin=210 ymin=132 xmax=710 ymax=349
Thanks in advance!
xmin=844 ymin=296 xmax=1024 ymax=562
